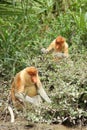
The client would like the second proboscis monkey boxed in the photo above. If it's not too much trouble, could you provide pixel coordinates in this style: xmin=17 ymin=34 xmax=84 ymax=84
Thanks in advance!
xmin=11 ymin=66 xmax=51 ymax=109
xmin=41 ymin=35 xmax=69 ymax=60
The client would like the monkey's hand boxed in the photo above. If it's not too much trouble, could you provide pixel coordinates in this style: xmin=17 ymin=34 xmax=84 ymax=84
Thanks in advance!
xmin=41 ymin=48 xmax=48 ymax=54
xmin=53 ymin=52 xmax=66 ymax=58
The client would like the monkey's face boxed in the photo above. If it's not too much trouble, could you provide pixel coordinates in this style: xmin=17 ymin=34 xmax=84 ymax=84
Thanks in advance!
xmin=55 ymin=36 xmax=65 ymax=49
xmin=55 ymin=42 xmax=64 ymax=50
xmin=55 ymin=42 xmax=60 ymax=49
xmin=26 ymin=67 xmax=38 ymax=84
xmin=30 ymin=74 xmax=37 ymax=84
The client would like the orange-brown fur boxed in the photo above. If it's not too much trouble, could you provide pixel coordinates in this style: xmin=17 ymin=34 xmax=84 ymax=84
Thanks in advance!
xmin=11 ymin=67 xmax=41 ymax=108
xmin=47 ymin=36 xmax=68 ymax=55
xmin=44 ymin=36 xmax=69 ymax=60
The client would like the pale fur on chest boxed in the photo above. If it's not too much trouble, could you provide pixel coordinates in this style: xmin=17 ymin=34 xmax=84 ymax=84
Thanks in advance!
xmin=24 ymin=85 xmax=38 ymax=97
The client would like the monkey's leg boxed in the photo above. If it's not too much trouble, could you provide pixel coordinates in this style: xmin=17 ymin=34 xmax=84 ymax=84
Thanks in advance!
xmin=53 ymin=52 xmax=66 ymax=58
xmin=15 ymin=93 xmax=42 ymax=106
xmin=25 ymin=95 xmax=42 ymax=106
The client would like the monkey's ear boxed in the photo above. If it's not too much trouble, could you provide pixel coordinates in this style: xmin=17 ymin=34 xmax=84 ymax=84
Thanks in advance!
xmin=41 ymin=48 xmax=48 ymax=54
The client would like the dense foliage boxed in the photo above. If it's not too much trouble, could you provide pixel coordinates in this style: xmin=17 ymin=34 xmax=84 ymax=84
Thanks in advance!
xmin=0 ymin=0 xmax=87 ymax=126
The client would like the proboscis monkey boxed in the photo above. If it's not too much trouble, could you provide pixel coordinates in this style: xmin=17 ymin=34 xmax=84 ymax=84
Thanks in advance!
xmin=41 ymin=35 xmax=69 ymax=60
xmin=11 ymin=66 xmax=51 ymax=109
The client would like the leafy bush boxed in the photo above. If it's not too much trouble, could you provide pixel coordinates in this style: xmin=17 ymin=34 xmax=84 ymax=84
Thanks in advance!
xmin=24 ymin=53 xmax=87 ymax=125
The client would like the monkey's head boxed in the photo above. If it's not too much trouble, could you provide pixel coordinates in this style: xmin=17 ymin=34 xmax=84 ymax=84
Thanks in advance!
xmin=26 ymin=67 xmax=38 ymax=84
xmin=55 ymin=36 xmax=66 ymax=49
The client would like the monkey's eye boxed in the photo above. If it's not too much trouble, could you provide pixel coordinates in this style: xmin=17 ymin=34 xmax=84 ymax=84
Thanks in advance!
xmin=28 ymin=72 xmax=36 ymax=76
xmin=30 ymin=74 xmax=36 ymax=77
xmin=56 ymin=41 xmax=60 ymax=45
xmin=56 ymin=43 xmax=59 ymax=46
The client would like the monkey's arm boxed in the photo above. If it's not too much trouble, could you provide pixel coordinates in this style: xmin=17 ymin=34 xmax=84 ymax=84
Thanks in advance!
xmin=63 ymin=42 xmax=69 ymax=57
xmin=41 ymin=40 xmax=55 ymax=54
xmin=38 ymin=87 xmax=51 ymax=103
xmin=36 ymin=77 xmax=51 ymax=103
xmin=53 ymin=42 xmax=69 ymax=58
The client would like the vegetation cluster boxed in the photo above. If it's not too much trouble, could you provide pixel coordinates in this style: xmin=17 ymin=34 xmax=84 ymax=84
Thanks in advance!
xmin=0 ymin=0 xmax=87 ymax=126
